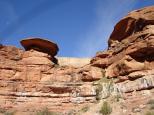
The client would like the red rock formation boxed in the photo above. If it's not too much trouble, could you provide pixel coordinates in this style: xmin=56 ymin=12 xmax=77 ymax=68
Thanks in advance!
xmin=20 ymin=38 xmax=59 ymax=56
xmin=108 ymin=6 xmax=154 ymax=47
xmin=20 ymin=38 xmax=59 ymax=64
xmin=1 ymin=6 xmax=154 ymax=115
xmin=91 ymin=6 xmax=154 ymax=95
xmin=0 ymin=44 xmax=102 ymax=114
xmin=90 ymin=6 xmax=154 ymax=114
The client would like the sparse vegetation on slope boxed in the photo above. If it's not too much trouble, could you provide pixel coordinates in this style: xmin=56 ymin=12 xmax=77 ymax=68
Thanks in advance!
xmin=99 ymin=101 xmax=112 ymax=115
xmin=95 ymin=77 xmax=114 ymax=101
xmin=145 ymin=111 xmax=154 ymax=115
xmin=36 ymin=108 xmax=59 ymax=115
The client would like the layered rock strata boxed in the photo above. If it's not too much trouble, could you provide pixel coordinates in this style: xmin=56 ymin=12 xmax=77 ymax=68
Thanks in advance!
xmin=91 ymin=5 xmax=154 ymax=109
xmin=0 ymin=45 xmax=102 ymax=114
xmin=89 ymin=6 xmax=154 ymax=115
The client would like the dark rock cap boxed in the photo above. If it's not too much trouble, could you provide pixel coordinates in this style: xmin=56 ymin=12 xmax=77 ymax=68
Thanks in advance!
xmin=108 ymin=6 xmax=154 ymax=47
xmin=20 ymin=38 xmax=59 ymax=56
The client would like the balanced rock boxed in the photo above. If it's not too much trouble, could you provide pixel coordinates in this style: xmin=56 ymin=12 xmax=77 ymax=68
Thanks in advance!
xmin=20 ymin=38 xmax=59 ymax=56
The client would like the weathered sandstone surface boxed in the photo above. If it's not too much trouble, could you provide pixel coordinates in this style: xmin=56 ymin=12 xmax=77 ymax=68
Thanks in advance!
xmin=90 ymin=6 xmax=154 ymax=115
xmin=0 ymin=45 xmax=102 ymax=114
xmin=57 ymin=57 xmax=90 ymax=67
xmin=91 ymin=6 xmax=154 ymax=84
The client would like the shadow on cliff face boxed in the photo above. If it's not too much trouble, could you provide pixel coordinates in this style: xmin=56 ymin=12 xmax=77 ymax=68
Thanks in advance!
xmin=129 ymin=47 xmax=154 ymax=62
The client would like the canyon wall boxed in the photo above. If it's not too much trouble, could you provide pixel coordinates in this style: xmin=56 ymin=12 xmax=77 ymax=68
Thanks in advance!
xmin=0 ymin=46 xmax=102 ymax=115
xmin=90 ymin=6 xmax=154 ymax=115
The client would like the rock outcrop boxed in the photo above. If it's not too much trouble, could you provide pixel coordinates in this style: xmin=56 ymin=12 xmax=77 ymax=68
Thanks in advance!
xmin=20 ymin=38 xmax=59 ymax=63
xmin=91 ymin=6 xmax=154 ymax=83
xmin=108 ymin=6 xmax=154 ymax=47
xmin=0 ymin=44 xmax=102 ymax=114
xmin=90 ymin=6 xmax=154 ymax=115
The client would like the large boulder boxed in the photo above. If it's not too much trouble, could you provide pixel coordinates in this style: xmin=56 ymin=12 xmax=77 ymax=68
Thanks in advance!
xmin=20 ymin=38 xmax=59 ymax=56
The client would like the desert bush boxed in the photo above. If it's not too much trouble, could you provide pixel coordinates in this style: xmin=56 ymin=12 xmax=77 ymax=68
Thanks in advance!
xmin=99 ymin=77 xmax=110 ymax=83
xmin=147 ymin=99 xmax=154 ymax=110
xmin=99 ymin=101 xmax=112 ymax=115
xmin=96 ymin=83 xmax=103 ymax=100
xmin=0 ymin=109 xmax=15 ymax=115
xmin=145 ymin=111 xmax=154 ymax=115
xmin=95 ymin=77 xmax=113 ymax=101
xmin=150 ymin=104 xmax=154 ymax=110
xmin=36 ymin=108 xmax=58 ymax=115
xmin=115 ymin=94 xmax=121 ymax=102
xmin=80 ymin=106 xmax=89 ymax=113
xmin=0 ymin=108 xmax=5 ymax=113
xmin=147 ymin=99 xmax=154 ymax=105
xmin=67 ymin=110 xmax=76 ymax=115
xmin=4 ymin=111 xmax=15 ymax=115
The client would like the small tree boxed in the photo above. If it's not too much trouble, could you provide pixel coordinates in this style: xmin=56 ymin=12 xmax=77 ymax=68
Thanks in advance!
xmin=99 ymin=101 xmax=112 ymax=115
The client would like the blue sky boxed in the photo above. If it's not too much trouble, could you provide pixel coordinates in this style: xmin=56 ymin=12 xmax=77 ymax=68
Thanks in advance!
xmin=0 ymin=0 xmax=154 ymax=57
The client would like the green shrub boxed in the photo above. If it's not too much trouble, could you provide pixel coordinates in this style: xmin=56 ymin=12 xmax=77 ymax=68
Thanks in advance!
xmin=36 ymin=108 xmax=58 ymax=115
xmin=99 ymin=101 xmax=112 ymax=115
xmin=145 ymin=111 xmax=154 ymax=115
xmin=95 ymin=77 xmax=113 ymax=101
xmin=0 ymin=108 xmax=5 ymax=113
xmin=80 ymin=106 xmax=89 ymax=113
xmin=96 ymin=83 xmax=103 ymax=100
xmin=115 ymin=94 xmax=121 ymax=102
xmin=4 ymin=111 xmax=15 ymax=115
xmin=99 ymin=77 xmax=110 ymax=83
xmin=67 ymin=110 xmax=76 ymax=115
xmin=147 ymin=99 xmax=154 ymax=105
xmin=150 ymin=104 xmax=154 ymax=110
xmin=0 ymin=109 xmax=15 ymax=115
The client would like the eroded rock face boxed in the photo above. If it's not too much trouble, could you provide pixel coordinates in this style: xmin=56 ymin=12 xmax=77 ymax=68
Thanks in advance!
xmin=91 ymin=6 xmax=154 ymax=83
xmin=90 ymin=6 xmax=154 ymax=115
xmin=0 ymin=45 xmax=102 ymax=114
xmin=108 ymin=6 xmax=154 ymax=47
